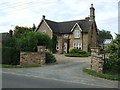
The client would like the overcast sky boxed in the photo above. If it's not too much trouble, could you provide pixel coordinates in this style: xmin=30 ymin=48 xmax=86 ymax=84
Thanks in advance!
xmin=0 ymin=0 xmax=119 ymax=38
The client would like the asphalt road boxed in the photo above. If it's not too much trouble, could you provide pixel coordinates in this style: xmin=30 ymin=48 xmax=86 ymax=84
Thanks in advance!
xmin=1 ymin=55 xmax=119 ymax=88
xmin=2 ymin=72 xmax=100 ymax=88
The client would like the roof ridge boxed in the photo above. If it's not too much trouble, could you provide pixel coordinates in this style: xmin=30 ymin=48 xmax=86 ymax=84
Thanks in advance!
xmin=58 ymin=19 xmax=86 ymax=23
xmin=45 ymin=19 xmax=58 ymax=23
xmin=45 ymin=18 xmax=87 ymax=23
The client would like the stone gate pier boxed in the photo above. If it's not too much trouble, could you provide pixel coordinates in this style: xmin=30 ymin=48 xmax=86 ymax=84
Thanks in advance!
xmin=20 ymin=46 xmax=46 ymax=65
xmin=91 ymin=47 xmax=104 ymax=73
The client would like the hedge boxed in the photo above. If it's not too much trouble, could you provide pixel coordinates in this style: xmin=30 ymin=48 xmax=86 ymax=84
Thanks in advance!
xmin=2 ymin=47 xmax=20 ymax=65
xmin=65 ymin=53 xmax=89 ymax=57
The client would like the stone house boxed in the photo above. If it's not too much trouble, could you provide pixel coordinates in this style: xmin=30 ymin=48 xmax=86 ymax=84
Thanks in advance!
xmin=36 ymin=4 xmax=98 ymax=54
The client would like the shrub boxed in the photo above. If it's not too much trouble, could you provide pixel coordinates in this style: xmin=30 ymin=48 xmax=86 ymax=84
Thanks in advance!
xmin=66 ymin=48 xmax=90 ymax=57
xmin=69 ymin=48 xmax=79 ymax=53
xmin=65 ymin=53 xmax=89 ymax=57
xmin=78 ymin=50 xmax=87 ymax=54
xmin=2 ymin=47 xmax=20 ymax=65
xmin=104 ymin=34 xmax=120 ymax=74
xmin=46 ymin=52 xmax=56 ymax=63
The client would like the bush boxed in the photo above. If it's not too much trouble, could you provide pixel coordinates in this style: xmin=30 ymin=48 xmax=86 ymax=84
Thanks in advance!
xmin=69 ymin=48 xmax=79 ymax=53
xmin=78 ymin=50 xmax=87 ymax=54
xmin=104 ymin=58 xmax=120 ymax=75
xmin=46 ymin=52 xmax=56 ymax=63
xmin=2 ymin=47 xmax=20 ymax=65
xmin=66 ymin=48 xmax=90 ymax=57
xmin=65 ymin=53 xmax=89 ymax=57
xmin=104 ymin=34 xmax=120 ymax=75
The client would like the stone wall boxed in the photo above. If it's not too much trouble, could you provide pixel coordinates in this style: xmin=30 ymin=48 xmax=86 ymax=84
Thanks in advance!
xmin=20 ymin=46 xmax=46 ymax=65
xmin=91 ymin=47 xmax=104 ymax=73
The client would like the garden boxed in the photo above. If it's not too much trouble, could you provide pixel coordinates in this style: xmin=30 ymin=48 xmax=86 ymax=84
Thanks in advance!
xmin=1 ymin=26 xmax=56 ymax=68
xmin=65 ymin=48 xmax=91 ymax=57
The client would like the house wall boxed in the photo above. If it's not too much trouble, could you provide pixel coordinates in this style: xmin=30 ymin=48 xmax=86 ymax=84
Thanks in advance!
xmin=83 ymin=33 xmax=89 ymax=52
xmin=56 ymin=34 xmax=64 ymax=54
xmin=37 ymin=20 xmax=53 ymax=39
xmin=69 ymin=25 xmax=82 ymax=50
xmin=88 ymin=23 xmax=98 ymax=50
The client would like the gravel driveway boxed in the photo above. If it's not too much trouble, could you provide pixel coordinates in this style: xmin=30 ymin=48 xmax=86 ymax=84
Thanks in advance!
xmin=2 ymin=54 xmax=118 ymax=88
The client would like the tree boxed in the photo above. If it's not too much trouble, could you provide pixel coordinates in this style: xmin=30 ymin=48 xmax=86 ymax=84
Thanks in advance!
xmin=105 ymin=34 xmax=120 ymax=74
xmin=52 ymin=34 xmax=57 ymax=53
xmin=16 ymin=32 xmax=52 ymax=52
xmin=98 ymin=29 xmax=113 ymax=41
xmin=14 ymin=26 xmax=34 ymax=38
xmin=2 ymin=32 xmax=52 ymax=65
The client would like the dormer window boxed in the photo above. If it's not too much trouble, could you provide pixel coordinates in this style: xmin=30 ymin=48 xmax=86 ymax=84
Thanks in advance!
xmin=74 ymin=30 xmax=80 ymax=38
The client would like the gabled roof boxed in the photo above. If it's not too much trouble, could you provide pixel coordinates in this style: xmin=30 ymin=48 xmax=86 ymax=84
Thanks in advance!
xmin=36 ymin=18 xmax=93 ymax=34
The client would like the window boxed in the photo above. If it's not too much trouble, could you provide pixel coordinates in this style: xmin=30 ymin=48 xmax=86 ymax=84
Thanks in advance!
xmin=74 ymin=30 xmax=80 ymax=38
xmin=56 ymin=42 xmax=59 ymax=50
xmin=42 ymin=30 xmax=46 ymax=33
xmin=73 ymin=43 xmax=82 ymax=49
xmin=64 ymin=34 xmax=68 ymax=37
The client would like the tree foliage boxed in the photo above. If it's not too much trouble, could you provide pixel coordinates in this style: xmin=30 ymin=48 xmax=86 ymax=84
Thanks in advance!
xmin=14 ymin=26 xmax=34 ymax=38
xmin=52 ymin=34 xmax=57 ymax=53
xmin=3 ymin=32 xmax=52 ymax=65
xmin=98 ymin=29 xmax=113 ymax=41
xmin=105 ymin=34 xmax=120 ymax=74
xmin=16 ymin=32 xmax=52 ymax=52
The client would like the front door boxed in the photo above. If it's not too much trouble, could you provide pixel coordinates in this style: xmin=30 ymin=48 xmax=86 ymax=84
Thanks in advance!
xmin=64 ymin=42 xmax=67 ymax=54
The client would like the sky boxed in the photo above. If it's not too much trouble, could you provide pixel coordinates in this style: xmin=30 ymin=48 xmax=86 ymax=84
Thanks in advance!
xmin=0 ymin=0 xmax=119 ymax=38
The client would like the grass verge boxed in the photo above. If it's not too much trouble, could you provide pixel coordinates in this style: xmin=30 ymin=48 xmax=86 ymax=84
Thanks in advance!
xmin=0 ymin=64 xmax=41 ymax=68
xmin=83 ymin=68 xmax=120 ymax=81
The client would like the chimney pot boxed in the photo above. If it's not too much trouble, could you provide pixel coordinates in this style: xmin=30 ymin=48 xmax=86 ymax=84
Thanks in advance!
xmin=42 ymin=15 xmax=45 ymax=19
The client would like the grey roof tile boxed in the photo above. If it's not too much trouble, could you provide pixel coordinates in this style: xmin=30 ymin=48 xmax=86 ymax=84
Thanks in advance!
xmin=39 ymin=19 xmax=93 ymax=34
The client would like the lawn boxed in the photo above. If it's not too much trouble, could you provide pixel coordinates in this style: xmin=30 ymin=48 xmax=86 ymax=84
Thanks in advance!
xmin=0 ymin=64 xmax=41 ymax=68
xmin=83 ymin=68 xmax=120 ymax=81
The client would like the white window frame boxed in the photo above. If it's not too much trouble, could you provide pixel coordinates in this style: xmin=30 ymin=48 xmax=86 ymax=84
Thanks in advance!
xmin=74 ymin=30 xmax=80 ymax=38
xmin=56 ymin=43 xmax=59 ymax=50
xmin=64 ymin=34 xmax=68 ymax=37
xmin=73 ymin=43 xmax=82 ymax=49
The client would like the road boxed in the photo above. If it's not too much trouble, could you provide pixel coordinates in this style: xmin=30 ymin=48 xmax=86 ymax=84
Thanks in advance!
xmin=2 ymin=72 xmax=101 ymax=88
xmin=1 ymin=54 xmax=119 ymax=88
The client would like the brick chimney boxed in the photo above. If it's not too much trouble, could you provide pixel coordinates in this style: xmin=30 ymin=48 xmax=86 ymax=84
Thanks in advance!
xmin=90 ymin=4 xmax=95 ymax=21
xmin=42 ymin=15 xmax=45 ymax=19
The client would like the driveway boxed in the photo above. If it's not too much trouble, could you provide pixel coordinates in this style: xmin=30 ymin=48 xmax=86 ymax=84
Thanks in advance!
xmin=2 ymin=54 xmax=118 ymax=88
